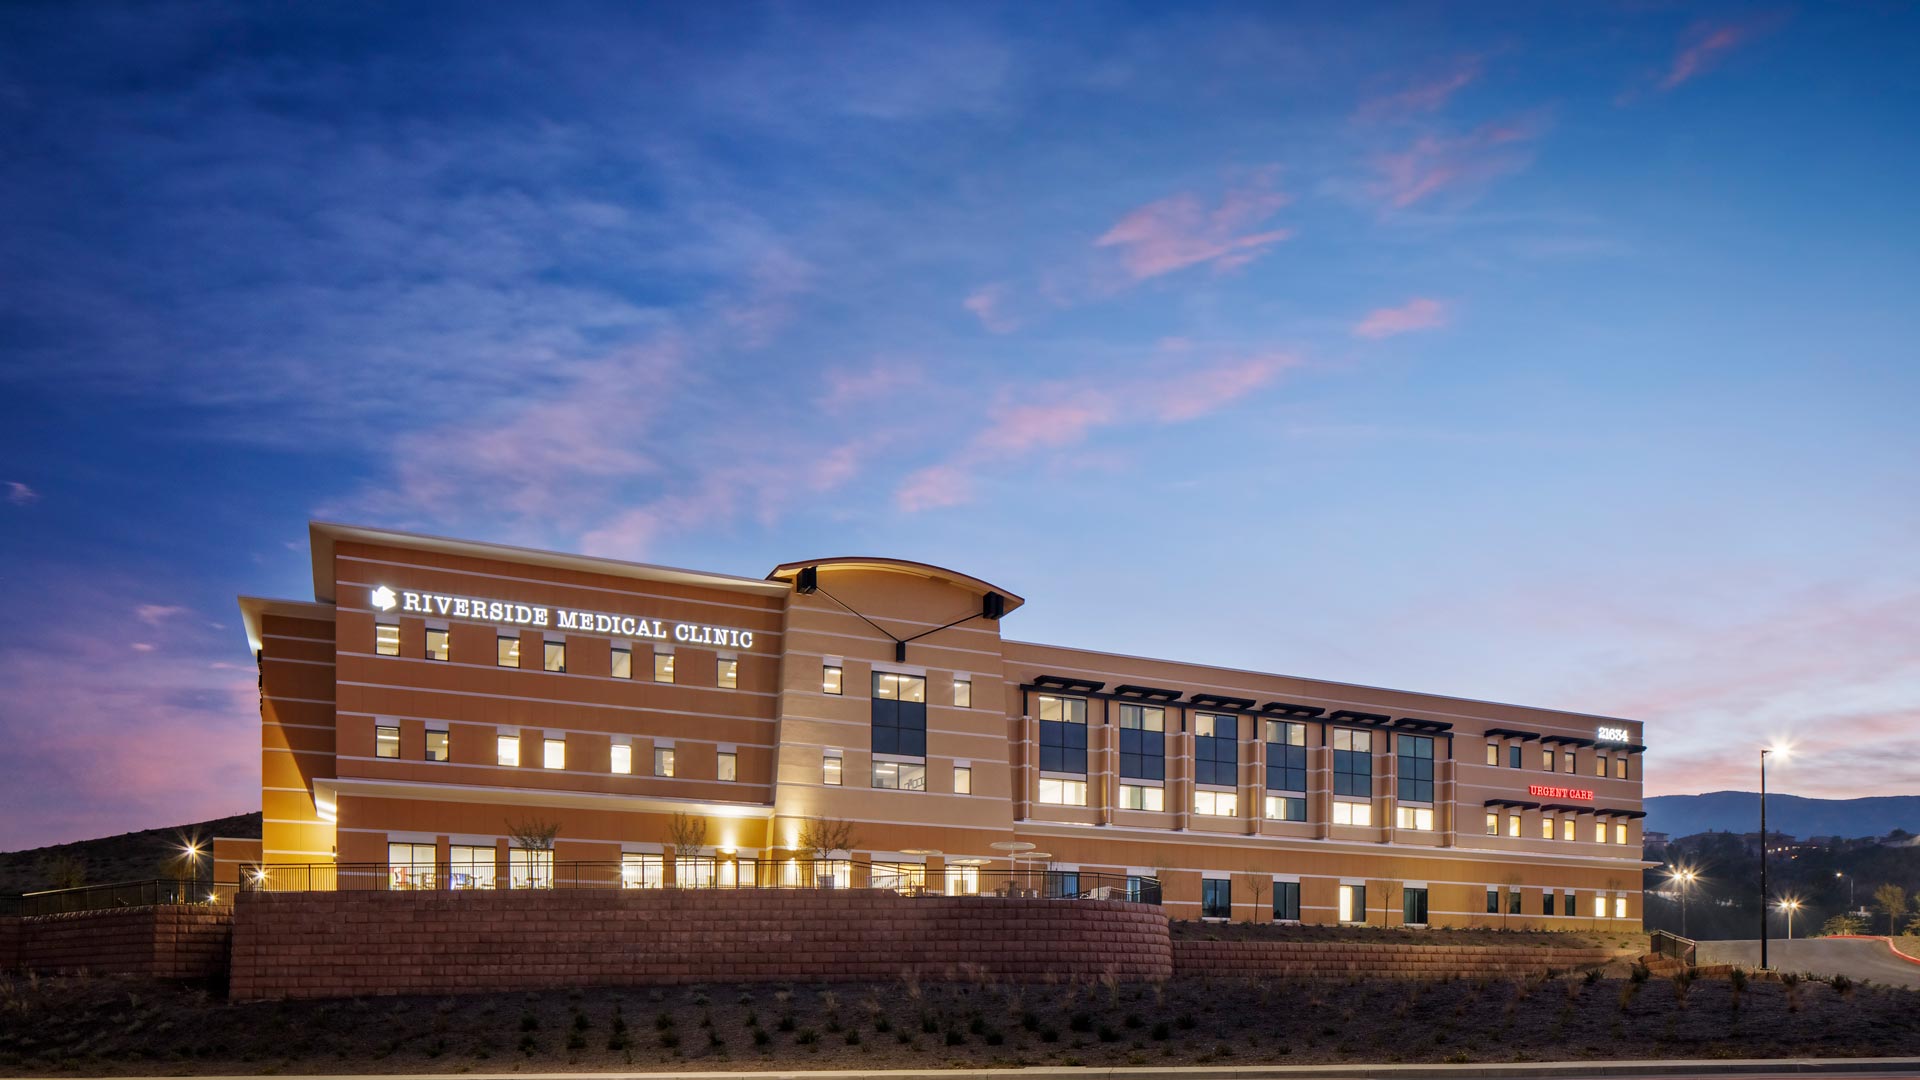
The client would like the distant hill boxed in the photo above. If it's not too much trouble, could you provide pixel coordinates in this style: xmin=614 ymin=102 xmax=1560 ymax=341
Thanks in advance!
xmin=1647 ymin=792 xmax=1920 ymax=840
xmin=0 ymin=812 xmax=260 ymax=896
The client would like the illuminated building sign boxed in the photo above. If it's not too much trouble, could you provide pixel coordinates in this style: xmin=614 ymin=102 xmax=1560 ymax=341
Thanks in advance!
xmin=368 ymin=585 xmax=756 ymax=649
xmin=1596 ymin=725 xmax=1631 ymax=744
xmin=1529 ymin=784 xmax=1594 ymax=802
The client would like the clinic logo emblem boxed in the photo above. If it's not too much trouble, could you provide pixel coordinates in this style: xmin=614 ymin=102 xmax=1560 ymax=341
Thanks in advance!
xmin=369 ymin=585 xmax=398 ymax=612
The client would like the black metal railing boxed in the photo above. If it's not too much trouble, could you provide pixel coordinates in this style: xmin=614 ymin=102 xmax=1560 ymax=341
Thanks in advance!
xmin=1649 ymin=928 xmax=1696 ymax=966
xmin=238 ymin=861 xmax=1161 ymax=904
xmin=17 ymin=878 xmax=219 ymax=917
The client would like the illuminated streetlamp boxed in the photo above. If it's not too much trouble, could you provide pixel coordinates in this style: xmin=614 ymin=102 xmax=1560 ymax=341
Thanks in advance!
xmin=1759 ymin=742 xmax=1789 ymax=970
xmin=1776 ymin=897 xmax=1803 ymax=940
xmin=1836 ymin=870 xmax=1854 ymax=912
xmin=1668 ymin=865 xmax=1699 ymax=937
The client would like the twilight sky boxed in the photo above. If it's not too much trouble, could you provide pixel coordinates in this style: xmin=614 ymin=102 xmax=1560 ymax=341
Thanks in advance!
xmin=2 ymin=3 xmax=1916 ymax=850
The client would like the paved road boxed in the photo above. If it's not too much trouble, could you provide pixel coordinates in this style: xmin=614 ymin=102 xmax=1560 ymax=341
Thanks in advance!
xmin=1695 ymin=936 xmax=1920 ymax=987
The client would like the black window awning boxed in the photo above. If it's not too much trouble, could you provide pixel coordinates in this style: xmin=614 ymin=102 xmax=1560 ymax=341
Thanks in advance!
xmin=1392 ymin=716 xmax=1453 ymax=733
xmin=1261 ymin=701 xmax=1327 ymax=718
xmin=1113 ymin=683 xmax=1182 ymax=702
xmin=1190 ymin=692 xmax=1257 ymax=711
xmin=1031 ymin=675 xmax=1104 ymax=694
xmin=1484 ymin=727 xmax=1541 ymax=741
xmin=1539 ymin=735 xmax=1596 ymax=748
xmin=1329 ymin=709 xmax=1391 ymax=726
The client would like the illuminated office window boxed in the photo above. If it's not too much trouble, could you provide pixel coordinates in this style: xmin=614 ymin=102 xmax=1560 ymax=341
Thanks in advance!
xmin=375 ymin=624 xmax=400 ymax=656
xmin=822 ymin=752 xmax=842 ymax=785
xmin=1563 ymin=818 xmax=1576 ymax=841
xmin=543 ymin=641 xmax=565 ymax=673
xmin=1614 ymin=822 xmax=1629 ymax=845
xmin=1508 ymin=814 xmax=1522 ymax=837
xmin=1595 ymin=753 xmax=1607 ymax=777
xmin=1333 ymin=799 xmax=1372 ymax=827
xmin=953 ymin=677 xmax=972 ymax=708
xmin=1485 ymin=812 xmax=1499 ymax=835
xmin=1193 ymin=789 xmax=1237 ymax=817
xmin=496 ymin=734 xmax=519 ymax=766
xmin=718 ymin=751 xmax=737 ymax=782
xmin=386 ymin=842 xmax=435 ymax=890
xmin=1122 ymin=783 xmax=1166 ymax=811
xmin=621 ymin=853 xmax=664 ymax=889
xmin=375 ymin=725 xmax=399 ymax=758
xmin=449 ymin=845 xmax=494 ymax=890
xmin=954 ymin=765 xmax=972 ymax=794
xmin=1595 ymin=821 xmax=1607 ymax=843
xmin=718 ymin=658 xmax=738 ymax=688
xmin=425 ymin=729 xmax=448 ymax=762
xmin=497 ymin=635 xmax=519 ymax=668
xmin=1614 ymin=895 xmax=1628 ymax=919
xmin=1485 ymin=742 xmax=1499 ymax=766
xmin=871 ymin=759 xmax=925 ymax=790
xmin=1038 ymin=776 xmax=1087 ymax=806
xmin=1541 ymin=747 xmax=1554 ymax=770
xmin=654 ymin=651 xmax=675 ymax=683
xmin=510 ymin=848 xmax=552 ymax=890
xmin=823 ymin=663 xmax=842 ymax=694
xmin=610 ymin=743 xmax=631 ymax=775
xmin=425 ymin=628 xmax=449 ymax=661
xmin=1263 ymin=793 xmax=1304 ymax=820
xmin=1395 ymin=805 xmax=1433 ymax=831
xmin=543 ymin=738 xmax=565 ymax=770
xmin=654 ymin=747 xmax=675 ymax=777
xmin=611 ymin=647 xmax=632 ymax=679
xmin=1615 ymin=756 xmax=1629 ymax=779
xmin=1593 ymin=894 xmax=1607 ymax=919
xmin=1563 ymin=750 xmax=1576 ymax=773
xmin=1338 ymin=883 xmax=1366 ymax=923
xmin=1541 ymin=816 xmax=1555 ymax=840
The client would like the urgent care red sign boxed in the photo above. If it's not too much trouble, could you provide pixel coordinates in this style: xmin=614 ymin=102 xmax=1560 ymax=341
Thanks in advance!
xmin=1529 ymin=784 xmax=1594 ymax=801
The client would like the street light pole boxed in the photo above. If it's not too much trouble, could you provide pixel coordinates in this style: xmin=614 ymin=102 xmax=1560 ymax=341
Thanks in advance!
xmin=1759 ymin=748 xmax=1771 ymax=970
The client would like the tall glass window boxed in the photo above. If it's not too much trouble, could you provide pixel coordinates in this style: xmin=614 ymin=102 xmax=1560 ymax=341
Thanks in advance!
xmin=1201 ymin=878 xmax=1232 ymax=919
xmin=1118 ymin=703 xmax=1165 ymax=780
xmin=872 ymin=673 xmax=928 ymax=758
xmin=386 ymin=842 xmax=436 ymax=890
xmin=1333 ymin=729 xmax=1372 ymax=797
xmin=1338 ymin=883 xmax=1366 ymax=923
xmin=1037 ymin=695 xmax=1088 ymax=773
xmin=449 ymin=845 xmax=494 ymax=890
xmin=1403 ymin=886 xmax=1429 ymax=925
xmin=1396 ymin=734 xmax=1435 ymax=803
xmin=1273 ymin=880 xmax=1301 ymax=921
xmin=1265 ymin=719 xmax=1307 ymax=793
xmin=1194 ymin=713 xmax=1237 ymax=786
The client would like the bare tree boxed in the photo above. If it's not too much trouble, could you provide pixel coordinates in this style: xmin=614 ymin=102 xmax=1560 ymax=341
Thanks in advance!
xmin=505 ymin=816 xmax=561 ymax=889
xmin=1379 ymin=881 xmax=1401 ymax=927
xmin=1240 ymin=870 xmax=1270 ymax=923
xmin=796 ymin=817 xmax=859 ymax=886
xmin=666 ymin=812 xmax=710 ymax=887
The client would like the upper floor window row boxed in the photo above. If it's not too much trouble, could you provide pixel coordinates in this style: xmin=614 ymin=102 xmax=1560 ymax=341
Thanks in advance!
xmin=374 ymin=623 xmax=740 ymax=687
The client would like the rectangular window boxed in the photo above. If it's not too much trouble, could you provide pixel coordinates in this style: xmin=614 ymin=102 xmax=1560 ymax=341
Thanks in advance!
xmin=1509 ymin=889 xmax=1523 ymax=915
xmin=1338 ymin=883 xmax=1366 ymax=923
xmin=376 ymin=624 xmax=400 ymax=656
xmin=1395 ymin=805 xmax=1433 ymax=831
xmin=1038 ymin=776 xmax=1087 ymax=805
xmin=1595 ymin=753 xmax=1607 ymax=777
xmin=1485 ymin=812 xmax=1498 ymax=835
xmin=1332 ymin=799 xmax=1372 ymax=826
xmin=945 ymin=865 xmax=980 ymax=895
xmin=425 ymin=729 xmax=448 ymax=762
xmin=611 ymin=647 xmax=632 ymax=679
xmin=1264 ymin=719 xmax=1307 ymax=793
xmin=543 ymin=641 xmax=565 ymax=673
xmin=1541 ymin=817 xmax=1555 ymax=840
xmin=718 ymin=658 xmax=738 ymax=688
xmin=1509 ymin=744 xmax=1523 ymax=769
xmin=449 ymin=844 xmax=494 ymax=890
xmin=654 ymin=747 xmax=675 ymax=777
xmin=823 ymin=663 xmax=843 ymax=694
xmin=1614 ymin=895 xmax=1627 ymax=919
xmin=509 ymin=848 xmax=552 ymax=890
xmin=1273 ymin=880 xmax=1301 ymax=921
xmin=1037 ymin=695 xmax=1089 ymax=774
xmin=496 ymin=734 xmax=519 ymax=766
xmin=954 ymin=677 xmax=972 ymax=708
xmin=1594 ymin=821 xmax=1607 ymax=843
xmin=954 ymin=765 xmax=972 ymax=794
xmin=1485 ymin=741 xmax=1499 ymax=766
xmin=1564 ymin=890 xmax=1575 ymax=915
xmin=426 ymin=628 xmax=450 ymax=661
xmin=1562 ymin=818 xmax=1576 ymax=841
xmin=871 ymin=759 xmax=926 ymax=790
xmin=1563 ymin=750 xmax=1576 ymax=773
xmin=1332 ymin=728 xmax=1371 ymax=797
xmin=375 ymin=724 xmax=400 ymax=758
xmin=386 ymin=842 xmax=436 ymax=890
xmin=1544 ymin=890 xmax=1556 ymax=917
xmin=1507 ymin=814 xmax=1522 ymax=837
xmin=497 ymin=635 xmax=520 ymax=668
xmin=1195 ymin=713 xmax=1238 ymax=787
xmin=1615 ymin=756 xmax=1629 ymax=779
xmin=610 ymin=743 xmax=632 ymax=775
xmin=654 ymin=652 xmax=675 ymax=683
xmin=718 ymin=751 xmax=737 ymax=782
xmin=873 ymin=672 xmax=928 ymax=758
xmin=1593 ymin=894 xmax=1607 ymax=919
xmin=1396 ymin=734 xmax=1435 ymax=803
xmin=620 ymin=853 xmax=664 ymax=889
xmin=543 ymin=738 xmax=565 ymax=770
xmin=1193 ymin=789 xmax=1237 ymax=817
xmin=1201 ymin=878 xmax=1231 ymax=919
xmin=823 ymin=752 xmax=842 ymax=785
xmin=1487 ymin=887 xmax=1499 ymax=914
xmin=1614 ymin=822 xmax=1629 ymax=845
xmin=1120 ymin=703 xmax=1167 ymax=781
xmin=1541 ymin=747 xmax=1554 ymax=771
xmin=1403 ymin=886 xmax=1429 ymax=926
xmin=1120 ymin=783 xmax=1166 ymax=811
xmin=1264 ymin=794 xmax=1305 ymax=821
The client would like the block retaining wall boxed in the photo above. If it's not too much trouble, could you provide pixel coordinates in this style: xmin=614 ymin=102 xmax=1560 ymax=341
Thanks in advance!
xmin=0 ymin=917 xmax=18 ymax=970
xmin=1174 ymin=939 xmax=1625 ymax=980
xmin=15 ymin=905 xmax=231 ymax=980
xmin=231 ymin=889 xmax=1171 ymax=1000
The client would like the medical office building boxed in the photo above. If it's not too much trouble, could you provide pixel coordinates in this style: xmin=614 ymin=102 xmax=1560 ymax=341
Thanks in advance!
xmin=231 ymin=521 xmax=1648 ymax=928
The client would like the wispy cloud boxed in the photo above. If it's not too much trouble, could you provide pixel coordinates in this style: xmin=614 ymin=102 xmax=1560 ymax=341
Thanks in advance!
xmin=1353 ymin=297 xmax=1450 ymax=339
xmin=135 ymin=604 xmax=190 ymax=626
xmin=4 ymin=481 xmax=37 ymax=506
xmin=1354 ymin=59 xmax=1483 ymax=122
xmin=963 ymin=283 xmax=1021 ymax=334
xmin=895 ymin=352 xmax=1300 ymax=511
xmin=1368 ymin=114 xmax=1548 ymax=210
xmin=1661 ymin=21 xmax=1767 ymax=91
xmin=1095 ymin=170 xmax=1294 ymax=280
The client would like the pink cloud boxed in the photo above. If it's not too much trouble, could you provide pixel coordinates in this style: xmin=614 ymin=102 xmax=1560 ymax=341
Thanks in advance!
xmin=963 ymin=284 xmax=1020 ymax=334
xmin=1355 ymin=60 xmax=1483 ymax=122
xmin=817 ymin=361 xmax=925 ymax=413
xmin=1352 ymin=297 xmax=1449 ymax=339
xmin=5 ymin=481 xmax=36 ymax=506
xmin=1369 ymin=115 xmax=1546 ymax=210
xmin=1096 ymin=171 xmax=1294 ymax=280
xmin=1661 ymin=23 xmax=1755 ymax=91
xmin=136 ymin=604 xmax=189 ymax=626
xmin=895 ymin=463 xmax=975 ymax=513
xmin=1153 ymin=353 xmax=1298 ymax=422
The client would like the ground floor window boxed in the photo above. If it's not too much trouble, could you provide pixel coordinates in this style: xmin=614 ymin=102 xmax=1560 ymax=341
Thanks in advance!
xmin=1487 ymin=887 xmax=1499 ymax=914
xmin=1201 ymin=878 xmax=1231 ymax=919
xmin=1338 ymin=883 xmax=1367 ymax=923
xmin=944 ymin=865 xmax=980 ymax=895
xmin=1593 ymin=894 xmax=1607 ymax=919
xmin=1273 ymin=880 xmax=1300 ymax=921
xmin=1046 ymin=871 xmax=1082 ymax=899
xmin=1544 ymin=890 xmax=1556 ymax=916
xmin=1614 ymin=895 xmax=1628 ymax=919
xmin=1509 ymin=889 xmax=1523 ymax=915
xmin=509 ymin=847 xmax=552 ymax=889
xmin=871 ymin=862 xmax=927 ymax=893
xmin=1126 ymin=875 xmax=1163 ymax=905
xmin=387 ymin=842 xmax=436 ymax=890
xmin=449 ymin=844 xmax=495 ymax=890
xmin=1402 ymin=886 xmax=1428 ymax=925
xmin=621 ymin=853 xmax=664 ymax=888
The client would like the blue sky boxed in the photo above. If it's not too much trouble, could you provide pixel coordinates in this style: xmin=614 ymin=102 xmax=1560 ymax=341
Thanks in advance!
xmin=2 ymin=2 xmax=1916 ymax=848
